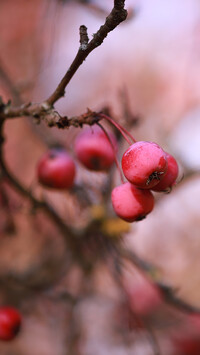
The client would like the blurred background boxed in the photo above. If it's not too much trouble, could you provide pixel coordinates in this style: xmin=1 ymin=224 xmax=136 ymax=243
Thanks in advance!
xmin=0 ymin=0 xmax=200 ymax=354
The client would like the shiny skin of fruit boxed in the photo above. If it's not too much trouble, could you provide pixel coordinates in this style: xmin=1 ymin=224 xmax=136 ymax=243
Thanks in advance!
xmin=111 ymin=182 xmax=154 ymax=222
xmin=37 ymin=149 xmax=76 ymax=189
xmin=152 ymin=152 xmax=179 ymax=192
xmin=0 ymin=307 xmax=22 ymax=341
xmin=74 ymin=126 xmax=117 ymax=171
xmin=121 ymin=141 xmax=168 ymax=189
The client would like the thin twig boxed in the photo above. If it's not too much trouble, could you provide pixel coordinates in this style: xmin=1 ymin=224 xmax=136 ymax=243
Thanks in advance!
xmin=100 ymin=113 xmax=136 ymax=144
xmin=45 ymin=0 xmax=127 ymax=106
xmin=0 ymin=1 xmax=127 ymax=128
xmin=121 ymin=248 xmax=200 ymax=314
xmin=0 ymin=121 xmax=91 ymax=267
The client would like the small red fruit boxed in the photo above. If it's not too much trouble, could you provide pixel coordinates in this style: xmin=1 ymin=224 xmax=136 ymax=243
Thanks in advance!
xmin=122 ymin=141 xmax=168 ymax=189
xmin=74 ymin=126 xmax=117 ymax=171
xmin=0 ymin=307 xmax=22 ymax=341
xmin=127 ymin=279 xmax=162 ymax=317
xmin=37 ymin=148 xmax=76 ymax=189
xmin=171 ymin=314 xmax=200 ymax=355
xmin=111 ymin=182 xmax=154 ymax=222
xmin=152 ymin=152 xmax=179 ymax=192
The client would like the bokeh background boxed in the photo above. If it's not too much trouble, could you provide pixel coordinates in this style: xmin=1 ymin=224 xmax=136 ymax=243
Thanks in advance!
xmin=0 ymin=0 xmax=200 ymax=354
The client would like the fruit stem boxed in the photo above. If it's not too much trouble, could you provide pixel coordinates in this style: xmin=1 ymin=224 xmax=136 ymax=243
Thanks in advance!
xmin=97 ymin=123 xmax=124 ymax=184
xmin=99 ymin=113 xmax=136 ymax=145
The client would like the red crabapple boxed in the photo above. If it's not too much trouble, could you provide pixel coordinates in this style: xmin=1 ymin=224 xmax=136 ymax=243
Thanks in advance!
xmin=0 ymin=307 xmax=22 ymax=341
xmin=171 ymin=314 xmax=200 ymax=355
xmin=152 ymin=152 xmax=179 ymax=192
xmin=111 ymin=182 xmax=154 ymax=222
xmin=122 ymin=141 xmax=168 ymax=189
xmin=74 ymin=126 xmax=117 ymax=171
xmin=37 ymin=148 xmax=76 ymax=189
xmin=127 ymin=279 xmax=162 ymax=317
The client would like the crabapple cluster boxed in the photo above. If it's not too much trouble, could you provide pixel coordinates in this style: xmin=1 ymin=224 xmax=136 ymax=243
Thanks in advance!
xmin=37 ymin=126 xmax=117 ymax=189
xmin=112 ymin=141 xmax=179 ymax=222
xmin=36 ymin=122 xmax=178 ymax=225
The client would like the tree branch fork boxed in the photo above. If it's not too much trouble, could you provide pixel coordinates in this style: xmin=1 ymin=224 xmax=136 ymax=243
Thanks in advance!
xmin=0 ymin=0 xmax=127 ymax=127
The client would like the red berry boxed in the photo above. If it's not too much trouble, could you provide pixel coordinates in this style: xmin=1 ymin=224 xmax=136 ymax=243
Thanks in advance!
xmin=0 ymin=307 xmax=22 ymax=341
xmin=122 ymin=141 xmax=168 ymax=189
xmin=37 ymin=149 xmax=76 ymax=189
xmin=74 ymin=126 xmax=117 ymax=171
xmin=127 ymin=279 xmax=162 ymax=317
xmin=152 ymin=152 xmax=179 ymax=192
xmin=171 ymin=314 xmax=200 ymax=355
xmin=111 ymin=182 xmax=154 ymax=222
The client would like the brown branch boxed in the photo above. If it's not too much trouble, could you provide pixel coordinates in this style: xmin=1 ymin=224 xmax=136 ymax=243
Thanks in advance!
xmin=0 ymin=101 xmax=42 ymax=120
xmin=55 ymin=109 xmax=101 ymax=128
xmin=0 ymin=101 xmax=101 ymax=127
xmin=0 ymin=1 xmax=127 ymax=127
xmin=0 ymin=143 xmax=72 ymax=237
xmin=45 ymin=0 xmax=127 ymax=106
